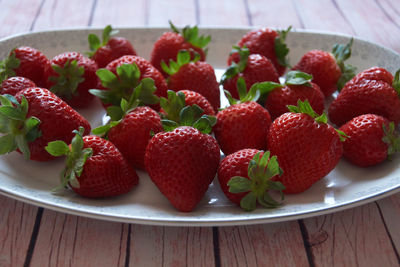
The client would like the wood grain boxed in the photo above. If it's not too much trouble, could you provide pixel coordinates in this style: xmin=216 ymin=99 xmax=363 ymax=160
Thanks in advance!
xmin=147 ymin=0 xmax=197 ymax=26
xmin=302 ymin=202 xmax=399 ymax=266
xmin=197 ymin=0 xmax=249 ymax=26
xmin=377 ymin=193 xmax=400 ymax=256
xmin=218 ymin=222 xmax=309 ymax=267
xmin=0 ymin=195 xmax=39 ymax=267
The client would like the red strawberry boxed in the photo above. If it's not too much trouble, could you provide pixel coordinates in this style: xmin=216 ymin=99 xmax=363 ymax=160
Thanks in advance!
xmin=328 ymin=67 xmax=400 ymax=127
xmin=214 ymin=79 xmax=276 ymax=155
xmin=150 ymin=21 xmax=211 ymax=77
xmin=162 ymin=50 xmax=220 ymax=112
xmin=144 ymin=105 xmax=219 ymax=212
xmin=267 ymin=100 xmax=343 ymax=194
xmin=293 ymin=39 xmax=356 ymax=97
xmin=46 ymin=127 xmax=138 ymax=198
xmin=0 ymin=88 xmax=91 ymax=161
xmin=92 ymin=81 xmax=162 ymax=170
xmin=92 ymin=55 xmax=167 ymax=109
xmin=339 ymin=114 xmax=400 ymax=167
xmin=228 ymin=27 xmax=291 ymax=76
xmin=88 ymin=25 xmax=137 ymax=68
xmin=0 ymin=46 xmax=51 ymax=87
xmin=45 ymin=52 xmax=98 ymax=108
xmin=217 ymin=149 xmax=285 ymax=211
xmin=0 ymin=76 xmax=36 ymax=96
xmin=221 ymin=46 xmax=280 ymax=100
xmin=264 ymin=71 xmax=325 ymax=119
xmin=178 ymin=90 xmax=215 ymax=116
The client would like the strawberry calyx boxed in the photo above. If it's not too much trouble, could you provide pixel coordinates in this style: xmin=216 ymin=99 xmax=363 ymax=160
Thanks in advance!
xmin=161 ymin=50 xmax=200 ymax=76
xmin=160 ymin=90 xmax=216 ymax=134
xmin=87 ymin=25 xmax=119 ymax=58
xmin=169 ymin=20 xmax=211 ymax=50
xmin=332 ymin=38 xmax=356 ymax=90
xmin=0 ymin=52 xmax=20 ymax=83
xmin=275 ymin=26 xmax=291 ymax=67
xmin=227 ymin=151 xmax=285 ymax=211
xmin=224 ymin=77 xmax=282 ymax=106
xmin=48 ymin=59 xmax=85 ymax=100
xmin=284 ymin=70 xmax=312 ymax=86
xmin=46 ymin=127 xmax=93 ymax=191
xmin=220 ymin=46 xmax=250 ymax=84
xmin=392 ymin=69 xmax=400 ymax=97
xmin=92 ymin=77 xmax=159 ymax=137
xmin=0 ymin=94 xmax=41 ymax=160
xmin=382 ymin=121 xmax=400 ymax=160
xmin=287 ymin=99 xmax=328 ymax=123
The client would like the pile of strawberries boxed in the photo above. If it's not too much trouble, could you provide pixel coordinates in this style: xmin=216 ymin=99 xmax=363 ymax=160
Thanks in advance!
xmin=0 ymin=23 xmax=399 ymax=212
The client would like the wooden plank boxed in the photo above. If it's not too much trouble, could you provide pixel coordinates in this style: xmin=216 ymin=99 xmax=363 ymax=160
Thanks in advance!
xmin=32 ymin=0 xmax=94 ymax=30
xmin=218 ymin=222 xmax=309 ymax=266
xmin=129 ymin=225 xmax=215 ymax=266
xmin=377 ymin=192 xmax=400 ymax=255
xmin=247 ymin=0 xmax=303 ymax=29
xmin=335 ymin=0 xmax=400 ymax=51
xmin=376 ymin=0 xmax=400 ymax=29
xmin=0 ymin=0 xmax=42 ymax=38
xmin=0 ymin=195 xmax=39 ymax=267
xmin=197 ymin=0 xmax=249 ymax=26
xmin=302 ymin=203 xmax=399 ymax=266
xmin=90 ymin=0 xmax=146 ymax=27
xmin=147 ymin=0 xmax=196 ymax=26
xmin=29 ymin=210 xmax=128 ymax=266
xmin=293 ymin=0 xmax=355 ymax=34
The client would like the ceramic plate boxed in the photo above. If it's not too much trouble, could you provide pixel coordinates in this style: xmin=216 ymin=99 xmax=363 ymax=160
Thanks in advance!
xmin=0 ymin=27 xmax=399 ymax=226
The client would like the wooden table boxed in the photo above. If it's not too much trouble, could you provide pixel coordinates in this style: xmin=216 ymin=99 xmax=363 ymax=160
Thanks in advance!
xmin=1 ymin=1 xmax=400 ymax=266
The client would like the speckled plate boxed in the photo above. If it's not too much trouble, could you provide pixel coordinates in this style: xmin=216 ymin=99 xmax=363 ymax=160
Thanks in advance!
xmin=0 ymin=27 xmax=399 ymax=226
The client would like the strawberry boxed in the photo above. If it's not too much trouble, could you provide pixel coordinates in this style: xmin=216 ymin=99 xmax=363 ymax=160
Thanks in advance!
xmin=46 ymin=127 xmax=138 ymax=198
xmin=150 ymin=21 xmax=211 ymax=77
xmin=293 ymin=39 xmax=356 ymax=97
xmin=0 ymin=46 xmax=51 ymax=87
xmin=177 ymin=90 xmax=215 ymax=116
xmin=221 ymin=46 xmax=280 ymax=100
xmin=217 ymin=149 xmax=285 ymax=211
xmin=0 ymin=88 xmax=91 ymax=161
xmin=328 ymin=67 xmax=400 ymax=127
xmin=214 ymin=78 xmax=278 ymax=155
xmin=92 ymin=78 xmax=161 ymax=170
xmin=264 ymin=71 xmax=325 ymax=119
xmin=88 ymin=25 xmax=137 ymax=68
xmin=144 ymin=105 xmax=219 ymax=212
xmin=91 ymin=55 xmax=167 ymax=109
xmin=339 ymin=114 xmax=400 ymax=167
xmin=267 ymin=100 xmax=343 ymax=194
xmin=45 ymin=52 xmax=98 ymax=108
xmin=0 ymin=76 xmax=36 ymax=96
xmin=161 ymin=50 xmax=220 ymax=112
xmin=228 ymin=27 xmax=291 ymax=76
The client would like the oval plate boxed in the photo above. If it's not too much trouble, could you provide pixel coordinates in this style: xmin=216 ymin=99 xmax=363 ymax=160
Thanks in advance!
xmin=0 ymin=27 xmax=399 ymax=226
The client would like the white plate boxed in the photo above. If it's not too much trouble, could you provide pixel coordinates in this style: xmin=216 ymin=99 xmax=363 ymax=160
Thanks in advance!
xmin=0 ymin=27 xmax=399 ymax=226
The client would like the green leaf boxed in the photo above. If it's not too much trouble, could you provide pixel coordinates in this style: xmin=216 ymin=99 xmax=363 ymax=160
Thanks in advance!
xmin=220 ymin=46 xmax=250 ymax=84
xmin=161 ymin=119 xmax=179 ymax=132
xmin=92 ymin=124 xmax=112 ymax=136
xmin=171 ymin=22 xmax=211 ymax=49
xmin=337 ymin=64 xmax=356 ymax=91
xmin=192 ymin=115 xmax=216 ymax=134
xmin=0 ymin=52 xmax=20 ymax=83
xmin=237 ymin=77 xmax=248 ymax=100
xmin=49 ymin=60 xmax=85 ymax=99
xmin=274 ymin=26 xmax=291 ymax=67
xmin=240 ymin=191 xmax=257 ymax=211
xmin=25 ymin=116 xmax=41 ymax=142
xmin=332 ymin=38 xmax=353 ymax=65
xmin=227 ymin=176 xmax=252 ymax=193
xmin=287 ymin=99 xmax=327 ymax=124
xmin=45 ymin=140 xmax=70 ymax=156
xmin=96 ymin=68 xmax=120 ymax=89
xmin=0 ymin=106 xmax=25 ymax=120
xmin=382 ymin=121 xmax=400 ymax=160
xmin=392 ymin=69 xmax=400 ymax=95
xmin=88 ymin=34 xmax=101 ymax=52
xmin=285 ymin=71 xmax=312 ymax=86
xmin=15 ymin=134 xmax=30 ymax=160
xmin=336 ymin=129 xmax=348 ymax=142
xmin=0 ymin=134 xmax=16 ymax=154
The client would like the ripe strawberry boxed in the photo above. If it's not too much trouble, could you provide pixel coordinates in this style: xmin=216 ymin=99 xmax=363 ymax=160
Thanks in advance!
xmin=45 ymin=52 xmax=98 ymax=108
xmin=0 ymin=76 xmax=36 ymax=96
xmin=328 ymin=67 xmax=400 ymax=127
xmin=214 ymin=79 xmax=277 ymax=155
xmin=0 ymin=46 xmax=51 ymax=87
xmin=162 ymin=50 xmax=220 ymax=112
xmin=264 ymin=71 xmax=325 ymax=119
xmin=339 ymin=114 xmax=400 ymax=167
xmin=221 ymin=46 xmax=280 ymax=100
xmin=267 ymin=100 xmax=343 ymax=194
xmin=91 ymin=55 xmax=167 ymax=109
xmin=217 ymin=149 xmax=285 ymax=211
xmin=178 ymin=90 xmax=215 ymax=116
xmin=0 ymin=88 xmax=91 ymax=161
xmin=144 ymin=106 xmax=219 ymax=212
xmin=46 ymin=127 xmax=138 ymax=198
xmin=150 ymin=21 xmax=211 ymax=77
xmin=228 ymin=27 xmax=291 ymax=76
xmin=293 ymin=39 xmax=356 ymax=97
xmin=88 ymin=25 xmax=137 ymax=68
xmin=92 ymin=78 xmax=162 ymax=170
